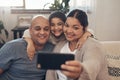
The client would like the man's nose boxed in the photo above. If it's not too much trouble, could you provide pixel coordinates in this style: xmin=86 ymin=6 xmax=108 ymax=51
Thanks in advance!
xmin=40 ymin=30 xmax=45 ymax=34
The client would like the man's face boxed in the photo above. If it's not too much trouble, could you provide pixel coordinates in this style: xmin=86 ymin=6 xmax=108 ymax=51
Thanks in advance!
xmin=29 ymin=16 xmax=50 ymax=46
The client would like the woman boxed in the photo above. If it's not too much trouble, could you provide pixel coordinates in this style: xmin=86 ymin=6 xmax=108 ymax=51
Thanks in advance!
xmin=46 ymin=9 xmax=110 ymax=80
xmin=23 ymin=11 xmax=93 ymax=60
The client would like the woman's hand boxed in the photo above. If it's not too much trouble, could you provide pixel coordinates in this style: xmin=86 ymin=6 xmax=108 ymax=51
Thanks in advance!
xmin=61 ymin=60 xmax=83 ymax=79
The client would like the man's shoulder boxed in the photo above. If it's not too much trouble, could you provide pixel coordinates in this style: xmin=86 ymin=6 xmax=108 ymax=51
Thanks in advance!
xmin=0 ymin=38 xmax=27 ymax=53
xmin=4 ymin=38 xmax=27 ymax=48
xmin=43 ymin=42 xmax=55 ymax=51
xmin=7 ymin=38 xmax=25 ymax=44
xmin=45 ymin=42 xmax=55 ymax=47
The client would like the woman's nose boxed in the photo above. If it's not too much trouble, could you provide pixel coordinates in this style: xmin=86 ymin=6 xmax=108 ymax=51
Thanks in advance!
xmin=67 ymin=27 xmax=72 ymax=32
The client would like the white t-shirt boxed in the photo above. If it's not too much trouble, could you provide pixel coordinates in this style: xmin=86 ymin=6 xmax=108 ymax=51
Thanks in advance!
xmin=56 ymin=42 xmax=77 ymax=80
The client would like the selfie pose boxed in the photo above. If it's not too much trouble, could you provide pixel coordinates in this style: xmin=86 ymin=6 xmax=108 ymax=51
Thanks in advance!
xmin=23 ymin=11 xmax=93 ymax=60
xmin=46 ymin=9 xmax=110 ymax=80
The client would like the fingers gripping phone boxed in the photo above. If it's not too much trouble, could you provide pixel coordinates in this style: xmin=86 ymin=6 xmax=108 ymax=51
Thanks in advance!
xmin=37 ymin=52 xmax=74 ymax=70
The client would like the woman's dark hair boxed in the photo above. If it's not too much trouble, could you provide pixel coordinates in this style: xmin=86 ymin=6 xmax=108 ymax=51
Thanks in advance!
xmin=49 ymin=11 xmax=66 ymax=25
xmin=67 ymin=9 xmax=88 ymax=31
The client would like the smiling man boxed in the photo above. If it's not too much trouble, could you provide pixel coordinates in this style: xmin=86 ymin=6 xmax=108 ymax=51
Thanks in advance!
xmin=0 ymin=15 xmax=54 ymax=80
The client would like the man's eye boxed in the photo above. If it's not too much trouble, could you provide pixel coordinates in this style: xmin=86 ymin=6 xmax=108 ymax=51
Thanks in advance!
xmin=34 ymin=26 xmax=41 ymax=30
xmin=44 ymin=28 xmax=50 ymax=31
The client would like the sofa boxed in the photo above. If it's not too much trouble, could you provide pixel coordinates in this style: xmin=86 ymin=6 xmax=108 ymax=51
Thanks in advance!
xmin=101 ymin=41 xmax=120 ymax=80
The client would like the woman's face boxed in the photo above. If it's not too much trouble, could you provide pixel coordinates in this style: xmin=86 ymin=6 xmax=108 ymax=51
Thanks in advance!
xmin=50 ymin=17 xmax=64 ymax=37
xmin=64 ymin=17 xmax=84 ymax=42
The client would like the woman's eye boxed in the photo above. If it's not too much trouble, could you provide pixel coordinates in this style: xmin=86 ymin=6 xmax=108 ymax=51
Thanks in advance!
xmin=73 ymin=26 xmax=79 ymax=30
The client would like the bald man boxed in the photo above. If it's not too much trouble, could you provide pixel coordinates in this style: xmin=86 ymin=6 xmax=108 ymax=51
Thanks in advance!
xmin=0 ymin=15 xmax=54 ymax=80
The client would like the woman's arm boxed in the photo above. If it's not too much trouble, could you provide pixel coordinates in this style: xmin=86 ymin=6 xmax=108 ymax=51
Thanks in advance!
xmin=76 ymin=28 xmax=94 ymax=49
xmin=23 ymin=29 xmax=35 ymax=60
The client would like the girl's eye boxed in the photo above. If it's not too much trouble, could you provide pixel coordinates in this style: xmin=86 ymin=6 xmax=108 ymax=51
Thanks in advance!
xmin=57 ymin=22 xmax=64 ymax=26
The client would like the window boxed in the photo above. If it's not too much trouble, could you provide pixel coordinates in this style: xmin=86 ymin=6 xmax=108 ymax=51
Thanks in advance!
xmin=2 ymin=0 xmax=93 ymax=14
xmin=0 ymin=0 xmax=23 ymax=7
xmin=0 ymin=0 xmax=54 ymax=9
xmin=25 ymin=0 xmax=54 ymax=9
xmin=10 ymin=0 xmax=55 ymax=14
xmin=0 ymin=0 xmax=93 ymax=10
xmin=69 ymin=0 xmax=93 ymax=13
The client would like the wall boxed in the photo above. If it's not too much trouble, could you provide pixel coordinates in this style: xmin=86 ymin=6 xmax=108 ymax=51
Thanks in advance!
xmin=95 ymin=0 xmax=120 ymax=41
xmin=0 ymin=0 xmax=120 ymax=42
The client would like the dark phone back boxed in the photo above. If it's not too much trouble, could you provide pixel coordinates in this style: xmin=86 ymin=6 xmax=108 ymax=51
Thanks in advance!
xmin=37 ymin=52 xmax=74 ymax=70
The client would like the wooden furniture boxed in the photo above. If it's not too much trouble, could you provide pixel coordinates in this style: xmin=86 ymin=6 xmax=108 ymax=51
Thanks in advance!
xmin=11 ymin=26 xmax=29 ymax=39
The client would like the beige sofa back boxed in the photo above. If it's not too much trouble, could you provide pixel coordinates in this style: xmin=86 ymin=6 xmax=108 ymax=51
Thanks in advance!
xmin=101 ymin=41 xmax=120 ymax=80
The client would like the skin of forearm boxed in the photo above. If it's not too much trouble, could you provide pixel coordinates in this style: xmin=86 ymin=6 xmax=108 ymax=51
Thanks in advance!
xmin=0 ymin=69 xmax=3 ymax=75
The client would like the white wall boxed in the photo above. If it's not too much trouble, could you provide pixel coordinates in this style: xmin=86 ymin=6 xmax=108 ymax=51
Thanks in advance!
xmin=0 ymin=0 xmax=120 ymax=41
xmin=94 ymin=0 xmax=120 ymax=41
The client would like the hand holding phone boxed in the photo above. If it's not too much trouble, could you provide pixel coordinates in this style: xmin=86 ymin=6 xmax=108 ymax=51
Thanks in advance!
xmin=37 ymin=52 xmax=74 ymax=70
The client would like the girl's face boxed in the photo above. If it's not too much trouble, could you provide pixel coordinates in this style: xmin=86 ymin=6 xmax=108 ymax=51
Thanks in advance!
xmin=50 ymin=18 xmax=64 ymax=37
xmin=64 ymin=17 xmax=84 ymax=42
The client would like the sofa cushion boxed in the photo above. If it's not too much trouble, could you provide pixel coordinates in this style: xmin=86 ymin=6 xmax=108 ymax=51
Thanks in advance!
xmin=101 ymin=41 xmax=120 ymax=80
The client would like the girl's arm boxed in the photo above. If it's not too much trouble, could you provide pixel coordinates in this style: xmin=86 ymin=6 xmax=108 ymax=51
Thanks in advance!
xmin=23 ymin=29 xmax=35 ymax=60
xmin=76 ymin=28 xmax=94 ymax=49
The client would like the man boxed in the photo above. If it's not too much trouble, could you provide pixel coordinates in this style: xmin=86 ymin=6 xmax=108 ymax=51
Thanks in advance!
xmin=0 ymin=15 xmax=54 ymax=80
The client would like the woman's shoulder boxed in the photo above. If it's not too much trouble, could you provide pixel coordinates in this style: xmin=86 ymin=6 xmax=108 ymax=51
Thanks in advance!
xmin=83 ymin=37 xmax=102 ymax=48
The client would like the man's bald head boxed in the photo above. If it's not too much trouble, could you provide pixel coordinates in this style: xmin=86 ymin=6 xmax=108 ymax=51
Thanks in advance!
xmin=30 ymin=15 xmax=49 ymax=28
xmin=29 ymin=15 xmax=50 ymax=50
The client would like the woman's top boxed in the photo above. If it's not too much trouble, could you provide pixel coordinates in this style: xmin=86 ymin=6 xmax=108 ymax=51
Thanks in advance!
xmin=45 ymin=37 xmax=111 ymax=80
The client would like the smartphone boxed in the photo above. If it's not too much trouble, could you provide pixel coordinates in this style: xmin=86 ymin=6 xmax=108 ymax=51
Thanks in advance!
xmin=37 ymin=52 xmax=74 ymax=70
